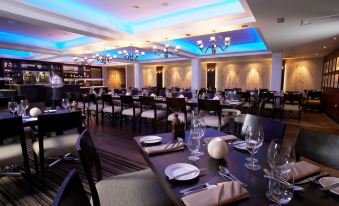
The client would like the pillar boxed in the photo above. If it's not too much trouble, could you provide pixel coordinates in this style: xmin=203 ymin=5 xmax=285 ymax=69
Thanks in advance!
xmin=191 ymin=59 xmax=201 ymax=90
xmin=134 ymin=63 xmax=143 ymax=89
xmin=271 ymin=53 xmax=283 ymax=91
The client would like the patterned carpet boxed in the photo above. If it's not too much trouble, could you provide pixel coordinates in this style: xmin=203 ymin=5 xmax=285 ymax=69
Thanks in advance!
xmin=0 ymin=148 xmax=148 ymax=206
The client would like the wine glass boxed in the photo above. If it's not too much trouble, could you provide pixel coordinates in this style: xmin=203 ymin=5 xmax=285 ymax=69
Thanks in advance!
xmin=244 ymin=125 xmax=264 ymax=170
xmin=62 ymin=98 xmax=70 ymax=110
xmin=20 ymin=99 xmax=29 ymax=117
xmin=17 ymin=104 xmax=25 ymax=117
xmin=195 ymin=117 xmax=206 ymax=157
xmin=187 ymin=130 xmax=200 ymax=161
xmin=266 ymin=140 xmax=295 ymax=205
xmin=8 ymin=101 xmax=18 ymax=116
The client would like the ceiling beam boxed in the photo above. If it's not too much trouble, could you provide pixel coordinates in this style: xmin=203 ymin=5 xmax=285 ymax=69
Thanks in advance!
xmin=0 ymin=42 xmax=63 ymax=55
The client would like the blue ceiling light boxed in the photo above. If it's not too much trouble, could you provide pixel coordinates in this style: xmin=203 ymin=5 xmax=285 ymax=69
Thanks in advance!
xmin=0 ymin=48 xmax=35 ymax=57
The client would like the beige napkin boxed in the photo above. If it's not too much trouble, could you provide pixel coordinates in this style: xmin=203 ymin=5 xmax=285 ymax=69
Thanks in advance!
xmin=144 ymin=142 xmax=185 ymax=155
xmin=292 ymin=161 xmax=321 ymax=181
xmin=181 ymin=181 xmax=249 ymax=206
xmin=204 ymin=135 xmax=238 ymax=144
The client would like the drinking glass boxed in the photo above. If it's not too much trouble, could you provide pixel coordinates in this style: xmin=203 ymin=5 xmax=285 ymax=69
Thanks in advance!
xmin=244 ymin=125 xmax=264 ymax=170
xmin=266 ymin=140 xmax=295 ymax=205
xmin=17 ymin=104 xmax=25 ymax=116
xmin=8 ymin=101 xmax=18 ymax=116
xmin=20 ymin=99 xmax=29 ymax=117
xmin=187 ymin=130 xmax=200 ymax=161
xmin=195 ymin=118 xmax=206 ymax=157
xmin=246 ymin=126 xmax=264 ymax=163
xmin=62 ymin=98 xmax=70 ymax=110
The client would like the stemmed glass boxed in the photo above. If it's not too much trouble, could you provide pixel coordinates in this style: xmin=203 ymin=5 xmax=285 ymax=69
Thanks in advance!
xmin=17 ymin=104 xmax=25 ymax=117
xmin=20 ymin=99 xmax=29 ymax=117
xmin=62 ymin=98 xmax=70 ymax=110
xmin=8 ymin=101 xmax=18 ymax=116
xmin=190 ymin=111 xmax=205 ymax=156
xmin=244 ymin=125 xmax=264 ymax=170
xmin=266 ymin=139 xmax=295 ymax=205
xmin=187 ymin=130 xmax=200 ymax=161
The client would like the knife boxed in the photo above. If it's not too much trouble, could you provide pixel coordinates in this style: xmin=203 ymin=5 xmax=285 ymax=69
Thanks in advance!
xmin=320 ymin=182 xmax=339 ymax=191
xmin=295 ymin=172 xmax=328 ymax=185
xmin=168 ymin=168 xmax=206 ymax=180
xmin=183 ymin=184 xmax=217 ymax=196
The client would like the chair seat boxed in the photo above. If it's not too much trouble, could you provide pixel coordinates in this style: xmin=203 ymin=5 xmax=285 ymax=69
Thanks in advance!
xmin=234 ymin=114 xmax=247 ymax=124
xmin=156 ymin=103 xmax=167 ymax=110
xmin=0 ymin=144 xmax=23 ymax=168
xmin=168 ymin=112 xmax=192 ymax=123
xmin=103 ymin=106 xmax=121 ymax=113
xmin=122 ymin=108 xmax=141 ymax=116
xmin=222 ymin=109 xmax=241 ymax=116
xmin=203 ymin=115 xmax=228 ymax=128
xmin=264 ymin=103 xmax=274 ymax=109
xmin=32 ymin=133 xmax=79 ymax=158
xmin=284 ymin=104 xmax=300 ymax=111
xmin=95 ymin=169 xmax=172 ymax=206
xmin=141 ymin=110 xmax=166 ymax=119
xmin=307 ymin=99 xmax=321 ymax=105
xmin=88 ymin=104 xmax=103 ymax=111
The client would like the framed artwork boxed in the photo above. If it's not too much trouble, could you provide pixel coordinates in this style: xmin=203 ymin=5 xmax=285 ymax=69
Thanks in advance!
xmin=336 ymin=74 xmax=339 ymax=88
xmin=325 ymin=61 xmax=328 ymax=73
xmin=336 ymin=57 xmax=339 ymax=71
xmin=332 ymin=58 xmax=336 ymax=71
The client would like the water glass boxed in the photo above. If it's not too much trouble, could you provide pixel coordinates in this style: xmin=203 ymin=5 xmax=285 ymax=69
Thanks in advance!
xmin=8 ymin=101 xmax=18 ymax=116
xmin=244 ymin=125 xmax=264 ymax=170
xmin=187 ymin=130 xmax=200 ymax=161
xmin=20 ymin=99 xmax=29 ymax=117
xmin=17 ymin=105 xmax=25 ymax=116
xmin=62 ymin=98 xmax=70 ymax=110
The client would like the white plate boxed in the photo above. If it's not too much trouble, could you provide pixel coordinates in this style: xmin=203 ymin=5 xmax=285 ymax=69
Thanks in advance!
xmin=165 ymin=163 xmax=199 ymax=181
xmin=233 ymin=140 xmax=247 ymax=150
xmin=140 ymin=135 xmax=162 ymax=144
xmin=23 ymin=117 xmax=37 ymax=122
xmin=319 ymin=177 xmax=339 ymax=195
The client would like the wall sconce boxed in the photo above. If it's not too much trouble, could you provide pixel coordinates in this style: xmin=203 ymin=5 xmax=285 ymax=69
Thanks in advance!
xmin=207 ymin=68 xmax=215 ymax=72
xmin=156 ymin=71 xmax=162 ymax=74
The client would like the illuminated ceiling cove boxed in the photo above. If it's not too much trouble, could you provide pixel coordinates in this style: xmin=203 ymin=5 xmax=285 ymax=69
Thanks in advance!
xmin=0 ymin=0 xmax=269 ymax=64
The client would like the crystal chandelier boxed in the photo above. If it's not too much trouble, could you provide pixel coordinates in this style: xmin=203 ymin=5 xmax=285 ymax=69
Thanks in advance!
xmin=118 ymin=46 xmax=145 ymax=61
xmin=153 ymin=44 xmax=180 ymax=58
xmin=196 ymin=33 xmax=231 ymax=54
xmin=73 ymin=56 xmax=94 ymax=65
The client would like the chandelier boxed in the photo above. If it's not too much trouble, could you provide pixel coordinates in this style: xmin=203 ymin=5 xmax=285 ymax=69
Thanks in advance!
xmin=153 ymin=44 xmax=180 ymax=58
xmin=196 ymin=33 xmax=231 ymax=54
xmin=73 ymin=56 xmax=94 ymax=65
xmin=118 ymin=46 xmax=145 ymax=61
xmin=93 ymin=54 xmax=116 ymax=64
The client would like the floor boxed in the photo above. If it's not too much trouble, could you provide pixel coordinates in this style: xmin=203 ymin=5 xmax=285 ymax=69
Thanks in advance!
xmin=88 ymin=111 xmax=339 ymax=166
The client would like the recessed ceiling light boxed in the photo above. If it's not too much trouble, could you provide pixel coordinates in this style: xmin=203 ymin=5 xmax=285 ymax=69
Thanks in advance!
xmin=145 ymin=40 xmax=151 ymax=43
xmin=48 ymin=33 xmax=53 ymax=36
xmin=7 ymin=20 xmax=16 ymax=25
xmin=185 ymin=34 xmax=191 ymax=37
xmin=323 ymin=46 xmax=327 ymax=49
xmin=242 ymin=24 xmax=248 ymax=28
xmin=333 ymin=37 xmax=337 ymax=40
xmin=161 ymin=2 xmax=169 ymax=7
xmin=277 ymin=17 xmax=285 ymax=23
xmin=315 ymin=53 xmax=319 ymax=56
xmin=132 ymin=5 xmax=140 ymax=8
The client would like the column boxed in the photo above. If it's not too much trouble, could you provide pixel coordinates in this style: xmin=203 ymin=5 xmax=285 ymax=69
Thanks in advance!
xmin=271 ymin=53 xmax=283 ymax=91
xmin=101 ymin=66 xmax=108 ymax=87
xmin=191 ymin=58 xmax=201 ymax=90
xmin=134 ymin=63 xmax=143 ymax=89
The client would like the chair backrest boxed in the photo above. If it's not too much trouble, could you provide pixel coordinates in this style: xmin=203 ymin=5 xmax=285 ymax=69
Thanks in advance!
xmin=206 ymin=91 xmax=215 ymax=99
xmin=182 ymin=91 xmax=192 ymax=98
xmin=241 ymin=114 xmax=286 ymax=143
xmin=101 ymin=94 xmax=112 ymax=105
xmin=295 ymin=126 xmax=339 ymax=170
xmin=307 ymin=90 xmax=322 ymax=100
xmin=37 ymin=111 xmax=83 ymax=134
xmin=52 ymin=169 xmax=91 ymax=206
xmin=198 ymin=99 xmax=221 ymax=114
xmin=131 ymin=88 xmax=139 ymax=96
xmin=166 ymin=97 xmax=186 ymax=113
xmin=283 ymin=93 xmax=302 ymax=105
xmin=139 ymin=96 xmax=155 ymax=107
xmin=76 ymin=129 xmax=102 ymax=206
xmin=120 ymin=95 xmax=134 ymax=106
xmin=0 ymin=115 xmax=25 ymax=141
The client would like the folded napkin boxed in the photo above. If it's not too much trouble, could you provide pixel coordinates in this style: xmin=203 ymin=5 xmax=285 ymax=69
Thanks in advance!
xmin=181 ymin=181 xmax=249 ymax=206
xmin=144 ymin=142 xmax=185 ymax=155
xmin=213 ymin=96 xmax=220 ymax=100
xmin=292 ymin=161 xmax=321 ymax=181
xmin=204 ymin=135 xmax=238 ymax=144
xmin=179 ymin=94 xmax=185 ymax=98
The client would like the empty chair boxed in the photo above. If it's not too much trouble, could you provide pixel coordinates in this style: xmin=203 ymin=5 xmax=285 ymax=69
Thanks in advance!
xmin=240 ymin=114 xmax=286 ymax=143
xmin=139 ymin=96 xmax=166 ymax=133
xmin=282 ymin=92 xmax=303 ymax=122
xmin=120 ymin=95 xmax=140 ymax=131
xmin=206 ymin=91 xmax=215 ymax=99
xmin=304 ymin=90 xmax=322 ymax=111
xmin=0 ymin=116 xmax=32 ymax=185
xmin=52 ymin=169 xmax=91 ymax=206
xmin=87 ymin=93 xmax=102 ymax=122
xmin=101 ymin=94 xmax=121 ymax=126
xmin=76 ymin=129 xmax=172 ymax=206
xmin=32 ymin=111 xmax=83 ymax=183
xmin=198 ymin=99 xmax=227 ymax=131
xmin=295 ymin=126 xmax=339 ymax=170
xmin=166 ymin=97 xmax=191 ymax=130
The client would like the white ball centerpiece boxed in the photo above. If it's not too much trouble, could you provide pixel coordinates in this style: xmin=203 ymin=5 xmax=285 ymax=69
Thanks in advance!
xmin=207 ymin=137 xmax=229 ymax=159
xmin=29 ymin=107 xmax=42 ymax=117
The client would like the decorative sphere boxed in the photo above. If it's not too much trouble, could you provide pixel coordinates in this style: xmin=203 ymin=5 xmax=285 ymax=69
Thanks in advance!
xmin=29 ymin=107 xmax=42 ymax=117
xmin=207 ymin=137 xmax=229 ymax=159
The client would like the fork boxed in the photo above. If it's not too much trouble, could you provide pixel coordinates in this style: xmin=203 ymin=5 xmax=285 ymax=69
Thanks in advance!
xmin=180 ymin=175 xmax=219 ymax=194
xmin=219 ymin=166 xmax=247 ymax=187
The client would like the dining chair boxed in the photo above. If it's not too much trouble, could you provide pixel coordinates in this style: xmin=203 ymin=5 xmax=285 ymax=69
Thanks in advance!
xmin=260 ymin=91 xmax=276 ymax=117
xmin=295 ymin=126 xmax=339 ymax=170
xmin=304 ymin=90 xmax=322 ymax=111
xmin=52 ymin=169 xmax=91 ymax=206
xmin=0 ymin=116 xmax=32 ymax=186
xmin=198 ymin=99 xmax=227 ymax=131
xmin=76 ymin=129 xmax=172 ymax=206
xmin=240 ymin=114 xmax=286 ymax=143
xmin=282 ymin=92 xmax=303 ymax=122
xmin=139 ymin=96 xmax=166 ymax=133
xmin=120 ymin=95 xmax=140 ymax=131
xmin=32 ymin=111 xmax=83 ymax=184
xmin=166 ymin=97 xmax=191 ymax=131
xmin=101 ymin=94 xmax=121 ymax=126
xmin=87 ymin=93 xmax=102 ymax=123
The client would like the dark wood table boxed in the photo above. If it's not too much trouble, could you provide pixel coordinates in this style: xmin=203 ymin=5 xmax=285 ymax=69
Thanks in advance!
xmin=134 ymin=128 xmax=339 ymax=206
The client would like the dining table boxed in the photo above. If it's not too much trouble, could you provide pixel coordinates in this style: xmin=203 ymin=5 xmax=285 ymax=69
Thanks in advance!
xmin=134 ymin=128 xmax=339 ymax=206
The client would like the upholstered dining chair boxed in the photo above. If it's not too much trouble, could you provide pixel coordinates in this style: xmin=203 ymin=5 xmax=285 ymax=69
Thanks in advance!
xmin=139 ymin=96 xmax=166 ymax=133
xmin=101 ymin=94 xmax=121 ymax=126
xmin=240 ymin=114 xmax=286 ymax=143
xmin=282 ymin=92 xmax=303 ymax=122
xmin=87 ymin=93 xmax=102 ymax=123
xmin=198 ymin=99 xmax=227 ymax=131
xmin=166 ymin=97 xmax=191 ymax=131
xmin=52 ymin=169 xmax=91 ymax=206
xmin=120 ymin=95 xmax=140 ymax=131
xmin=0 ymin=115 xmax=32 ymax=185
xmin=295 ymin=126 xmax=339 ymax=170
xmin=76 ymin=129 xmax=172 ymax=206
xmin=32 ymin=111 xmax=83 ymax=184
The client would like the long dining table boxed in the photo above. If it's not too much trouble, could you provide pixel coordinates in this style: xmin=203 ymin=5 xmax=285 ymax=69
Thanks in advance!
xmin=134 ymin=128 xmax=339 ymax=206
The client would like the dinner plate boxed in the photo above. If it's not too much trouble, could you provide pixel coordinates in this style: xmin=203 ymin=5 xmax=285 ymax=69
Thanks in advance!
xmin=165 ymin=163 xmax=199 ymax=181
xmin=140 ymin=135 xmax=162 ymax=144
xmin=319 ymin=177 xmax=339 ymax=195
xmin=23 ymin=117 xmax=38 ymax=122
xmin=233 ymin=140 xmax=247 ymax=150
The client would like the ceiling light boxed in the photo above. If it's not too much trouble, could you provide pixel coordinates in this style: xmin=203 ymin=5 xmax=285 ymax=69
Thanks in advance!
xmin=197 ymin=32 xmax=231 ymax=54
xmin=323 ymin=46 xmax=327 ymax=49
xmin=73 ymin=56 xmax=94 ymax=65
xmin=185 ymin=34 xmax=191 ymax=37
xmin=333 ymin=37 xmax=337 ymax=40
xmin=132 ymin=5 xmax=139 ymax=8
xmin=161 ymin=2 xmax=169 ymax=7
xmin=241 ymin=24 xmax=248 ymax=28
xmin=301 ymin=13 xmax=339 ymax=26
xmin=315 ymin=53 xmax=319 ymax=56
xmin=277 ymin=17 xmax=285 ymax=23
xmin=118 ymin=46 xmax=145 ymax=61
xmin=153 ymin=39 xmax=180 ymax=58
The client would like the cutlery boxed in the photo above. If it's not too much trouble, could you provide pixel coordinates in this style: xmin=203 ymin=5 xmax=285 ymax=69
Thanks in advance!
xmin=180 ymin=175 xmax=219 ymax=194
xmin=263 ymin=168 xmax=304 ymax=191
xmin=320 ymin=182 xmax=339 ymax=191
xmin=184 ymin=184 xmax=217 ymax=196
xmin=295 ymin=172 xmax=328 ymax=185
xmin=218 ymin=171 xmax=234 ymax=181
xmin=168 ymin=168 xmax=206 ymax=180
xmin=219 ymin=166 xmax=247 ymax=187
